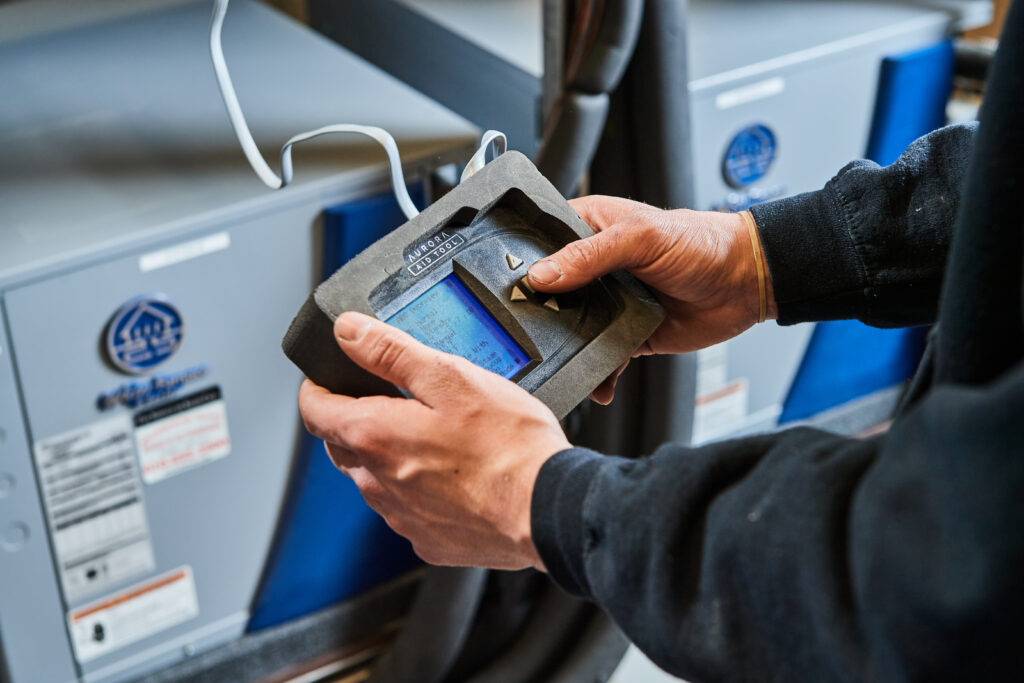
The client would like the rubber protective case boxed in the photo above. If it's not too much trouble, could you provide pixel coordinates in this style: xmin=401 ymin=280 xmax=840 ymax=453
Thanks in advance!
xmin=282 ymin=152 xmax=664 ymax=419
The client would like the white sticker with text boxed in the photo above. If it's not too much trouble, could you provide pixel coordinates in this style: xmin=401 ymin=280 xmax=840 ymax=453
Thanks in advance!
xmin=134 ymin=387 xmax=230 ymax=484
xmin=33 ymin=416 xmax=156 ymax=603
xmin=68 ymin=566 xmax=199 ymax=663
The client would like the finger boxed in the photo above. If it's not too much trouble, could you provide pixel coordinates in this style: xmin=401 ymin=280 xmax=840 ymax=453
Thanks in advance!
xmin=323 ymin=441 xmax=360 ymax=469
xmin=337 ymin=464 xmax=394 ymax=515
xmin=337 ymin=464 xmax=389 ymax=500
xmin=298 ymin=379 xmax=424 ymax=453
xmin=589 ymin=360 xmax=629 ymax=405
xmin=526 ymin=222 xmax=656 ymax=293
xmin=333 ymin=312 xmax=478 ymax=404
xmin=568 ymin=195 xmax=646 ymax=233
xmin=632 ymin=340 xmax=655 ymax=357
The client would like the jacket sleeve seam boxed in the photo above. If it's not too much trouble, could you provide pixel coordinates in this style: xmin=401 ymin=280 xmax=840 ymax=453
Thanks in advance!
xmin=826 ymin=181 xmax=873 ymax=296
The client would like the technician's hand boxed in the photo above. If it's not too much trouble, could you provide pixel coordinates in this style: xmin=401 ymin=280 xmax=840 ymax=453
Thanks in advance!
xmin=298 ymin=312 xmax=570 ymax=571
xmin=527 ymin=196 xmax=778 ymax=403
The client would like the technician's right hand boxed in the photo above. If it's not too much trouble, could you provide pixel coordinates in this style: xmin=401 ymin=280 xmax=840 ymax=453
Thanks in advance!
xmin=527 ymin=195 xmax=777 ymax=404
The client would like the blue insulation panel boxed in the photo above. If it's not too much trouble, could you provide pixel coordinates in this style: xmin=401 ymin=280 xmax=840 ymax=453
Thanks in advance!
xmin=781 ymin=41 xmax=952 ymax=423
xmin=248 ymin=185 xmax=425 ymax=630
xmin=779 ymin=322 xmax=928 ymax=423
xmin=866 ymin=40 xmax=955 ymax=167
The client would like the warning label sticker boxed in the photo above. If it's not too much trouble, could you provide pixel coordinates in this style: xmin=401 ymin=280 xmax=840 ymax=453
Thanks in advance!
xmin=33 ymin=416 xmax=156 ymax=603
xmin=68 ymin=566 xmax=199 ymax=663
xmin=692 ymin=344 xmax=749 ymax=445
xmin=692 ymin=379 xmax=749 ymax=445
xmin=133 ymin=387 xmax=231 ymax=484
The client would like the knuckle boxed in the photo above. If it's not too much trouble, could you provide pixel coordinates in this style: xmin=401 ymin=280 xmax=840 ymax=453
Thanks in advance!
xmin=362 ymin=492 xmax=388 ymax=516
xmin=565 ymin=238 xmax=602 ymax=273
xmin=344 ymin=421 xmax=380 ymax=453
xmin=393 ymin=459 xmax=423 ymax=486
xmin=296 ymin=391 xmax=314 ymax=422
xmin=349 ymin=468 xmax=375 ymax=491
xmin=412 ymin=543 xmax=443 ymax=565
xmin=301 ymin=415 xmax=328 ymax=441
xmin=324 ymin=443 xmax=349 ymax=468
xmin=298 ymin=406 xmax=328 ymax=442
xmin=385 ymin=514 xmax=412 ymax=539
xmin=365 ymin=332 xmax=405 ymax=375
xmin=362 ymin=479 xmax=386 ymax=500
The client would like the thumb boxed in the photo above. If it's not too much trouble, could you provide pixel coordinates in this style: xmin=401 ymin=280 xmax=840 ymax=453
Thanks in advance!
xmin=334 ymin=311 xmax=451 ymax=399
xmin=526 ymin=224 xmax=651 ymax=293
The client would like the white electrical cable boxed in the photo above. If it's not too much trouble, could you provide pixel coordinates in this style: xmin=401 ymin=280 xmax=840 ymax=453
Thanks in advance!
xmin=209 ymin=0 xmax=419 ymax=218
xmin=460 ymin=130 xmax=507 ymax=183
xmin=210 ymin=0 xmax=283 ymax=189
xmin=209 ymin=0 xmax=506 ymax=221
xmin=279 ymin=124 xmax=412 ymax=206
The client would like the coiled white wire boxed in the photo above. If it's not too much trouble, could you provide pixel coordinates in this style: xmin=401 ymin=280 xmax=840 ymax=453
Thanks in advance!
xmin=210 ymin=0 xmax=505 ymax=221
xmin=460 ymin=129 xmax=507 ymax=183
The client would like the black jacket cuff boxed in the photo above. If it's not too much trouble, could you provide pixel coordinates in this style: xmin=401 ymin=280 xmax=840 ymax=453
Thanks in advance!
xmin=751 ymin=187 xmax=867 ymax=325
xmin=531 ymin=447 xmax=606 ymax=598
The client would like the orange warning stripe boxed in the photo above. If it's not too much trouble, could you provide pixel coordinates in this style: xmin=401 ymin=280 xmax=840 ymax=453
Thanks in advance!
xmin=694 ymin=381 xmax=745 ymax=407
xmin=71 ymin=570 xmax=186 ymax=621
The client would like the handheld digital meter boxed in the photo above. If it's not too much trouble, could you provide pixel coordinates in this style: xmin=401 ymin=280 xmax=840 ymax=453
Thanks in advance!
xmin=283 ymin=152 xmax=664 ymax=419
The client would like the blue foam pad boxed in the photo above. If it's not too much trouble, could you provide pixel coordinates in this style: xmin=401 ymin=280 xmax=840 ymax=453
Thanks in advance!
xmin=248 ymin=186 xmax=424 ymax=630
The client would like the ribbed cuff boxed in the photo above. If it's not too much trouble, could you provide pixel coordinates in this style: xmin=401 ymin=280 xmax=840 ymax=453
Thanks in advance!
xmin=750 ymin=187 xmax=867 ymax=325
xmin=531 ymin=447 xmax=606 ymax=598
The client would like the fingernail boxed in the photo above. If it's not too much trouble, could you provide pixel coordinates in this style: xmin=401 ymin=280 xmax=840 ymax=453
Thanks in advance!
xmin=528 ymin=260 xmax=562 ymax=285
xmin=336 ymin=312 xmax=372 ymax=342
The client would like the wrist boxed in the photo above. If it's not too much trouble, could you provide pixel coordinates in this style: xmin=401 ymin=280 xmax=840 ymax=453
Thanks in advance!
xmin=518 ymin=435 xmax=569 ymax=572
xmin=724 ymin=211 xmax=777 ymax=323
xmin=757 ymin=220 xmax=779 ymax=321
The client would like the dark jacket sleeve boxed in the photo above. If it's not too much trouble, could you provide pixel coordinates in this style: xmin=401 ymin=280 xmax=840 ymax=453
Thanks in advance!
xmin=532 ymin=361 xmax=1024 ymax=682
xmin=750 ymin=123 xmax=976 ymax=327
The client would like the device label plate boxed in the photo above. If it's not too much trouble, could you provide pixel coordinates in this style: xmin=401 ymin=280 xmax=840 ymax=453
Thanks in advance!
xmin=68 ymin=566 xmax=200 ymax=663
xmin=405 ymin=231 xmax=466 ymax=276
xmin=133 ymin=387 xmax=231 ymax=484
xmin=33 ymin=416 xmax=156 ymax=603
xmin=139 ymin=231 xmax=230 ymax=273
xmin=715 ymin=77 xmax=785 ymax=110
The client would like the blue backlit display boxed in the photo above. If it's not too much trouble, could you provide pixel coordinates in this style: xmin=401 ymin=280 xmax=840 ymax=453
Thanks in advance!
xmin=386 ymin=274 xmax=529 ymax=379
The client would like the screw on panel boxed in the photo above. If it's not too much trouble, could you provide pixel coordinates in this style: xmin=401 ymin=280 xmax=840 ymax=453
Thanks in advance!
xmin=2 ymin=522 xmax=29 ymax=552
xmin=0 ymin=473 xmax=14 ymax=499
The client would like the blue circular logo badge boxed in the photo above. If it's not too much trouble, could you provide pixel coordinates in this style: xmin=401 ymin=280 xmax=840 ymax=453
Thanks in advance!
xmin=723 ymin=124 xmax=777 ymax=189
xmin=105 ymin=295 xmax=184 ymax=375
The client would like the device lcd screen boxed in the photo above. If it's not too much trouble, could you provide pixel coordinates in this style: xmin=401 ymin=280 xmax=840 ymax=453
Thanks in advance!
xmin=386 ymin=274 xmax=530 ymax=379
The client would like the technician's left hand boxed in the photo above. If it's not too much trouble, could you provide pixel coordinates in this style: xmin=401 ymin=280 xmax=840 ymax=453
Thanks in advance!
xmin=298 ymin=311 xmax=570 ymax=571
